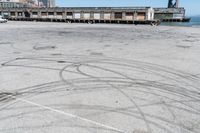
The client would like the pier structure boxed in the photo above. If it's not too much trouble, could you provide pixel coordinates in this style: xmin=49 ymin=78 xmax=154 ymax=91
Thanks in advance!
xmin=154 ymin=7 xmax=190 ymax=22
xmin=0 ymin=7 xmax=160 ymax=25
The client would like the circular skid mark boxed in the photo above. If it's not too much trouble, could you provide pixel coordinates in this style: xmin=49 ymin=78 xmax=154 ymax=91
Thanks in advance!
xmin=0 ymin=92 xmax=17 ymax=103
xmin=13 ymin=51 xmax=21 ymax=54
xmin=58 ymin=56 xmax=200 ymax=133
xmin=1 ymin=55 xmax=200 ymax=133
xmin=33 ymin=45 xmax=57 ymax=50
xmin=90 ymin=52 xmax=104 ymax=56
xmin=104 ymin=44 xmax=111 ymax=47
xmin=0 ymin=42 xmax=13 ymax=45
xmin=57 ymin=60 xmax=66 ymax=63
xmin=176 ymin=45 xmax=191 ymax=49
xmin=183 ymin=39 xmax=199 ymax=43
xmin=58 ymin=31 xmax=74 ymax=36
xmin=51 ymin=53 xmax=63 ymax=56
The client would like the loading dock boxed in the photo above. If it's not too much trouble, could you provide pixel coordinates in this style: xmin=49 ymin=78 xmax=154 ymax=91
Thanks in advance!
xmin=83 ymin=12 xmax=90 ymax=19
xmin=32 ymin=12 xmax=38 ymax=18
xmin=114 ymin=12 xmax=122 ymax=19
xmin=94 ymin=13 xmax=100 ymax=20
xmin=41 ymin=12 xmax=47 ymax=18
xmin=137 ymin=12 xmax=145 ymax=20
xmin=125 ymin=12 xmax=134 ymax=20
xmin=66 ymin=12 xmax=73 ymax=19
xmin=104 ymin=13 xmax=111 ymax=20
xmin=56 ymin=12 xmax=62 ymax=19
xmin=48 ymin=12 xmax=54 ymax=18
xmin=74 ymin=12 xmax=81 ymax=19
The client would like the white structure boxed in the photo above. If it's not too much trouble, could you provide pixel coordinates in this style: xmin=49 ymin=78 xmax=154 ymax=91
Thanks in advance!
xmin=146 ymin=8 xmax=154 ymax=20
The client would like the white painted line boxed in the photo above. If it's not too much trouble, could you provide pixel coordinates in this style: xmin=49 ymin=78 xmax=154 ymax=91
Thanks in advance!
xmin=7 ymin=94 xmax=125 ymax=133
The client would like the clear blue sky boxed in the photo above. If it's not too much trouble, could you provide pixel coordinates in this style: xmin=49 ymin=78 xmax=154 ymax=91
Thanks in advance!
xmin=56 ymin=0 xmax=200 ymax=16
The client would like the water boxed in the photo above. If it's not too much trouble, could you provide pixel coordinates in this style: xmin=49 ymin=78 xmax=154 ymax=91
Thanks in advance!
xmin=161 ymin=16 xmax=200 ymax=27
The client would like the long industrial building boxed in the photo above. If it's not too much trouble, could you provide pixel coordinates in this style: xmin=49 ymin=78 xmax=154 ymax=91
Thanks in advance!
xmin=0 ymin=7 xmax=160 ymax=25
xmin=0 ymin=0 xmax=190 ymax=23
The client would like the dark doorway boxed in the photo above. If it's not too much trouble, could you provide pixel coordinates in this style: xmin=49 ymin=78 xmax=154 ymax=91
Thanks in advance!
xmin=114 ymin=12 xmax=122 ymax=19
xmin=25 ymin=11 xmax=30 ymax=18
